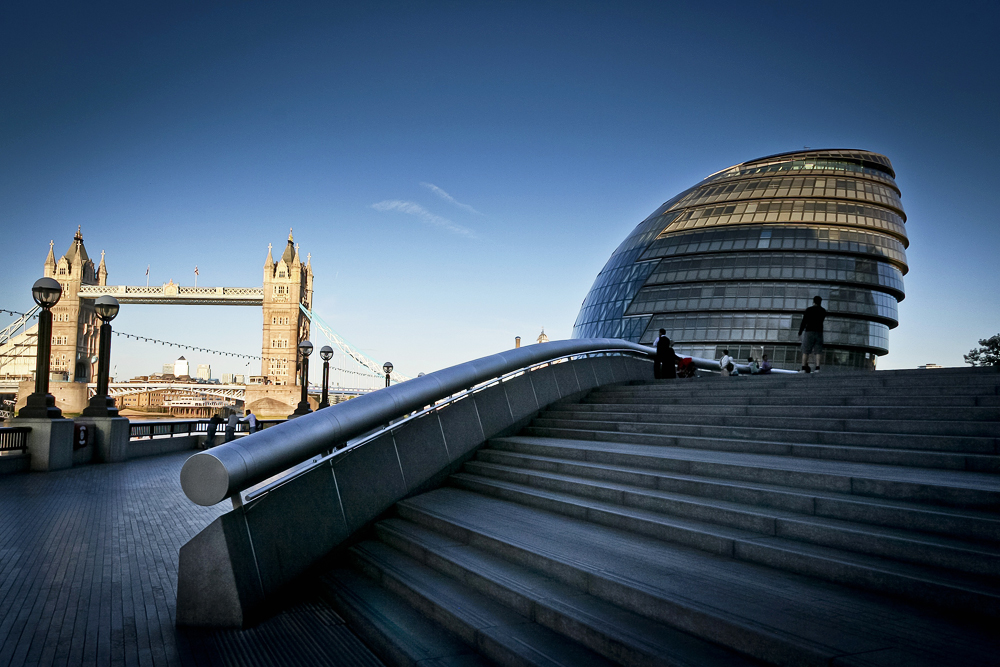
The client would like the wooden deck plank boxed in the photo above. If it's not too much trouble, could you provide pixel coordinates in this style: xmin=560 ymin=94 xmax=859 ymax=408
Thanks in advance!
xmin=0 ymin=452 xmax=384 ymax=667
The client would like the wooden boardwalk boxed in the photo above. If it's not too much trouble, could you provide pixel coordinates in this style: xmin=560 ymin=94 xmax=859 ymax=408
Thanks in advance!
xmin=0 ymin=452 xmax=384 ymax=667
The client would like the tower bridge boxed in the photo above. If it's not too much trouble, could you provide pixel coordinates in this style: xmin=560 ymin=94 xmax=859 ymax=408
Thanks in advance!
xmin=1 ymin=227 xmax=403 ymax=415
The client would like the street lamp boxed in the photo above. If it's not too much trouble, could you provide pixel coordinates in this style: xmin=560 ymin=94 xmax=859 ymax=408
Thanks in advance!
xmin=82 ymin=296 xmax=120 ymax=417
xmin=291 ymin=340 xmax=314 ymax=417
xmin=383 ymin=361 xmax=393 ymax=389
xmin=18 ymin=278 xmax=63 ymax=418
xmin=319 ymin=345 xmax=333 ymax=409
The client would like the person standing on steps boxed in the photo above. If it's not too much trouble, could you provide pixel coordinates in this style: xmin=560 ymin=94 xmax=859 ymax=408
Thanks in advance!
xmin=653 ymin=329 xmax=680 ymax=379
xmin=798 ymin=295 xmax=827 ymax=373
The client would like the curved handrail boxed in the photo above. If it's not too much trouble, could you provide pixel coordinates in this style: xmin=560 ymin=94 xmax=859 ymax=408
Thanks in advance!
xmin=179 ymin=338 xmax=794 ymax=506
xmin=180 ymin=338 xmax=654 ymax=506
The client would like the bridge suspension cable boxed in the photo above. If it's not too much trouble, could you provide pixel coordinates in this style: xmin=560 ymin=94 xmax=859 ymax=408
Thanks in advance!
xmin=107 ymin=330 xmax=384 ymax=383
xmin=110 ymin=330 xmax=264 ymax=360
xmin=0 ymin=306 xmax=39 ymax=348
xmin=3 ymin=306 xmax=407 ymax=389
xmin=300 ymin=306 xmax=411 ymax=384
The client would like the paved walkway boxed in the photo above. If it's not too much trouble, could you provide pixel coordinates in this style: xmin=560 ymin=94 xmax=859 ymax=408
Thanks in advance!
xmin=0 ymin=453 xmax=384 ymax=667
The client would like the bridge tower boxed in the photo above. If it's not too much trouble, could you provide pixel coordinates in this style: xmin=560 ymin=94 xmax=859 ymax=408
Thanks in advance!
xmin=42 ymin=227 xmax=106 ymax=381
xmin=260 ymin=230 xmax=312 ymax=385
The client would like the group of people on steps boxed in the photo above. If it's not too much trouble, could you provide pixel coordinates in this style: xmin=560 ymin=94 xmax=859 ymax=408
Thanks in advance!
xmin=652 ymin=295 xmax=827 ymax=378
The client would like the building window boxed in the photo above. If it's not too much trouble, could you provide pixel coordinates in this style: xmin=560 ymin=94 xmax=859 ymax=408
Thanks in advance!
xmin=273 ymin=285 xmax=289 ymax=296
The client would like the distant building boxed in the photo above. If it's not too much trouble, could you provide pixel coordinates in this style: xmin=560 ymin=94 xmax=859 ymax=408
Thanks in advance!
xmin=221 ymin=373 xmax=234 ymax=384
xmin=235 ymin=374 xmax=245 ymax=385
xmin=918 ymin=363 xmax=943 ymax=369
xmin=573 ymin=149 xmax=908 ymax=371
xmin=261 ymin=230 xmax=313 ymax=385
xmin=536 ymin=328 xmax=549 ymax=344
xmin=162 ymin=363 xmax=174 ymax=375
xmin=196 ymin=364 xmax=211 ymax=381
xmin=44 ymin=227 xmax=106 ymax=381
xmin=174 ymin=356 xmax=189 ymax=378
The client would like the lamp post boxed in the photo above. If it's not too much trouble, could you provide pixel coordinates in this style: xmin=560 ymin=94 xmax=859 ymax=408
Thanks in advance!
xmin=292 ymin=340 xmax=314 ymax=417
xmin=383 ymin=361 xmax=393 ymax=389
xmin=319 ymin=345 xmax=333 ymax=408
xmin=82 ymin=296 xmax=120 ymax=417
xmin=18 ymin=278 xmax=63 ymax=418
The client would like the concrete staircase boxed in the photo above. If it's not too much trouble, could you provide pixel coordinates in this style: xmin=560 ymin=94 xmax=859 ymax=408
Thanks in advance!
xmin=318 ymin=368 xmax=1000 ymax=666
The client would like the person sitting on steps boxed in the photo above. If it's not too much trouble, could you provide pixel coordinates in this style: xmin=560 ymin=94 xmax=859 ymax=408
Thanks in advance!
xmin=719 ymin=349 xmax=735 ymax=377
xmin=653 ymin=329 xmax=681 ymax=379
xmin=758 ymin=354 xmax=773 ymax=374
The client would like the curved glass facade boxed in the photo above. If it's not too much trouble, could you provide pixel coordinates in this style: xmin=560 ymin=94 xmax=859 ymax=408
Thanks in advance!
xmin=572 ymin=149 xmax=907 ymax=370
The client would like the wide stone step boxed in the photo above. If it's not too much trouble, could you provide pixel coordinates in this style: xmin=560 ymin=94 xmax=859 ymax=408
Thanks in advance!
xmin=680 ymin=367 xmax=1000 ymax=380
xmin=488 ymin=435 xmax=1000 ymax=509
xmin=449 ymin=472 xmax=1000 ymax=614
xmin=562 ymin=402 xmax=1000 ymax=425
xmin=348 ymin=539 xmax=617 ymax=667
xmin=473 ymin=449 xmax=1000 ymax=543
xmin=459 ymin=461 xmax=1000 ymax=577
xmin=610 ymin=376 xmax=1000 ymax=390
xmin=372 ymin=517 xmax=759 ymax=667
xmin=523 ymin=425 xmax=999 ymax=473
xmin=536 ymin=410 xmax=1000 ymax=442
xmin=592 ymin=384 xmax=1000 ymax=399
xmin=583 ymin=393 xmax=1000 ymax=408
xmin=598 ymin=371 xmax=1000 ymax=389
xmin=396 ymin=488 xmax=1000 ymax=667
xmin=318 ymin=567 xmax=492 ymax=667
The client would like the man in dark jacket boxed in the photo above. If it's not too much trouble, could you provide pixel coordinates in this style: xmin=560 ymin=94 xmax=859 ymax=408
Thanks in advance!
xmin=798 ymin=296 xmax=827 ymax=373
xmin=205 ymin=413 xmax=223 ymax=448
xmin=654 ymin=329 xmax=680 ymax=379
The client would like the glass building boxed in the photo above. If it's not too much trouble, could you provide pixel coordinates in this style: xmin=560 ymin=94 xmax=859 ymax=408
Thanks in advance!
xmin=572 ymin=149 xmax=907 ymax=370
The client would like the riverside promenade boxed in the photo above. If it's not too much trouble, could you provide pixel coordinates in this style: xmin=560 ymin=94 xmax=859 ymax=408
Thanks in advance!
xmin=0 ymin=451 xmax=383 ymax=667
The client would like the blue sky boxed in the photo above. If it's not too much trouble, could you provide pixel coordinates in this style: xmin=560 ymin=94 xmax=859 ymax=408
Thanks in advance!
xmin=2 ymin=1 xmax=998 ymax=381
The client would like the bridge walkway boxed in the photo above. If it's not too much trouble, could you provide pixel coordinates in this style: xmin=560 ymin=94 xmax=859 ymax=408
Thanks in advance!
xmin=0 ymin=452 xmax=385 ymax=667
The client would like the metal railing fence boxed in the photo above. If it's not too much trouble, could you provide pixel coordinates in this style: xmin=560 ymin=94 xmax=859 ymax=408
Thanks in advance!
xmin=0 ymin=427 xmax=30 ymax=453
xmin=128 ymin=419 xmax=283 ymax=440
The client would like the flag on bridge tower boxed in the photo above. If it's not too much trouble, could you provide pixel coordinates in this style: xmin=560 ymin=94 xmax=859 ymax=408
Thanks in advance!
xmin=194 ymin=266 xmax=199 ymax=287
xmin=145 ymin=264 xmax=150 ymax=287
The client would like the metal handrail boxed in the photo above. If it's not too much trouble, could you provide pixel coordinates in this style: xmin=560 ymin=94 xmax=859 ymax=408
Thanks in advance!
xmin=241 ymin=350 xmax=636 ymax=503
xmin=235 ymin=351 xmax=789 ymax=501
xmin=180 ymin=338 xmax=656 ymax=506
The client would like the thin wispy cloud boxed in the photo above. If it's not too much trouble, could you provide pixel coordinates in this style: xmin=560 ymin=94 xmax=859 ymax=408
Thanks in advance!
xmin=371 ymin=200 xmax=474 ymax=238
xmin=420 ymin=182 xmax=483 ymax=216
